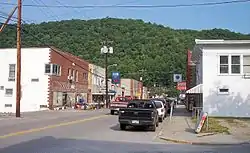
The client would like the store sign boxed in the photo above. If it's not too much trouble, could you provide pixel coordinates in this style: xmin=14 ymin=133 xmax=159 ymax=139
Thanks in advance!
xmin=176 ymin=81 xmax=186 ymax=91
xmin=111 ymin=72 xmax=120 ymax=84
xmin=173 ymin=74 xmax=182 ymax=82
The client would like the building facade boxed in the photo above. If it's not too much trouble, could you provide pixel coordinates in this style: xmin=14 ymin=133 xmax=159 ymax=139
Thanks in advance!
xmin=0 ymin=47 xmax=89 ymax=113
xmin=116 ymin=79 xmax=143 ymax=99
xmin=190 ymin=39 xmax=250 ymax=117
xmin=49 ymin=47 xmax=89 ymax=109
xmin=88 ymin=64 xmax=106 ymax=103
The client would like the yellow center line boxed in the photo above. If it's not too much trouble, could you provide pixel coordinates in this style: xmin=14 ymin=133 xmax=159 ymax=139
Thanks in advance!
xmin=0 ymin=115 xmax=107 ymax=139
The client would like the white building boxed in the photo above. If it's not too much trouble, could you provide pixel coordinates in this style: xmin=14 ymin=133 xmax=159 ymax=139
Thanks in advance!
xmin=190 ymin=39 xmax=250 ymax=117
xmin=88 ymin=64 xmax=105 ymax=103
xmin=0 ymin=48 xmax=50 ymax=113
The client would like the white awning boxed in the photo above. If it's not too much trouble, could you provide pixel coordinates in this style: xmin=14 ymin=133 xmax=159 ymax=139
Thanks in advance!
xmin=186 ymin=84 xmax=203 ymax=94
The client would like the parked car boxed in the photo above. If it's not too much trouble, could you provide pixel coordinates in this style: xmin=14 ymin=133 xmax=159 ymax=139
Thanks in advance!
xmin=151 ymin=98 xmax=170 ymax=116
xmin=118 ymin=99 xmax=159 ymax=131
xmin=152 ymin=100 xmax=166 ymax=122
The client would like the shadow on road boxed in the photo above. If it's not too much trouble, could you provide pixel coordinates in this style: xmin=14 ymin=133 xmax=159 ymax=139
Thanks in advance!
xmin=1 ymin=136 xmax=250 ymax=153
xmin=110 ymin=124 xmax=155 ymax=132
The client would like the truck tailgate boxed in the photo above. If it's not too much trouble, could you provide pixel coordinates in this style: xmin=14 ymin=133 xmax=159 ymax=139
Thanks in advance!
xmin=119 ymin=108 xmax=154 ymax=120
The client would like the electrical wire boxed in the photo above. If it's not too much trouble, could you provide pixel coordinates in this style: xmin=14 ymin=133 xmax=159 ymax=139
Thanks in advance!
xmin=0 ymin=0 xmax=249 ymax=8
xmin=0 ymin=21 xmax=106 ymax=79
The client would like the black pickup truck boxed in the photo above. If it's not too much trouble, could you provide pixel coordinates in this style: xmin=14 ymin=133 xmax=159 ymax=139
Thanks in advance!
xmin=118 ymin=99 xmax=159 ymax=131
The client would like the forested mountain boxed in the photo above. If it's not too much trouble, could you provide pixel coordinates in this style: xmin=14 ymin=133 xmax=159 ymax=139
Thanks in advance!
xmin=1 ymin=18 xmax=250 ymax=89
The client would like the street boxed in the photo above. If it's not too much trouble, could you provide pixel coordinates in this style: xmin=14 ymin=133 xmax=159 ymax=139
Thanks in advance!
xmin=0 ymin=109 xmax=250 ymax=153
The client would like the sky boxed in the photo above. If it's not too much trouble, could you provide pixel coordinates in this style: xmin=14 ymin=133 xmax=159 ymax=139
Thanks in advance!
xmin=0 ymin=0 xmax=250 ymax=34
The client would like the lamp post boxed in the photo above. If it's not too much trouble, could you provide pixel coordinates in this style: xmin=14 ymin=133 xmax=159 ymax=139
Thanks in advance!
xmin=101 ymin=46 xmax=113 ymax=108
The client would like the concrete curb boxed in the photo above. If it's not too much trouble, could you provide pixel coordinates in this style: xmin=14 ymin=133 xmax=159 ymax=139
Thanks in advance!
xmin=159 ymin=136 xmax=250 ymax=146
xmin=196 ymin=133 xmax=215 ymax=137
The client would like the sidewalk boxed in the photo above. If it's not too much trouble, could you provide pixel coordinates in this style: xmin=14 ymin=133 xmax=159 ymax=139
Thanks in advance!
xmin=159 ymin=105 xmax=250 ymax=145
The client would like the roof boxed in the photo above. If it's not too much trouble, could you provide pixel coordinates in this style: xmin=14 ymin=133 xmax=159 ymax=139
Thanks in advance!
xmin=195 ymin=39 xmax=250 ymax=45
xmin=192 ymin=39 xmax=250 ymax=63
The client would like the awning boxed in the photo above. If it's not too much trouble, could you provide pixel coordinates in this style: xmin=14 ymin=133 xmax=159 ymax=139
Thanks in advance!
xmin=186 ymin=84 xmax=203 ymax=94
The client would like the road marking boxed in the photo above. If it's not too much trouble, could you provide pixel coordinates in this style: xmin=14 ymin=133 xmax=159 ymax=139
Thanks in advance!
xmin=0 ymin=115 xmax=107 ymax=139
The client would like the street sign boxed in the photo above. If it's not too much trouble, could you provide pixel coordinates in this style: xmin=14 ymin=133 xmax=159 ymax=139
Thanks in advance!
xmin=173 ymin=74 xmax=182 ymax=82
xmin=111 ymin=72 xmax=120 ymax=84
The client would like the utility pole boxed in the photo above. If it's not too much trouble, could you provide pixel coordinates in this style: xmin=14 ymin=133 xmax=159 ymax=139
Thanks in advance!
xmin=16 ymin=0 xmax=22 ymax=117
xmin=105 ymin=53 xmax=108 ymax=108
xmin=101 ymin=41 xmax=113 ymax=108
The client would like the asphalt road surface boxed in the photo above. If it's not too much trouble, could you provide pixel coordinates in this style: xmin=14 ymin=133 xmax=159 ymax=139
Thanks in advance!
xmin=0 ymin=109 xmax=250 ymax=153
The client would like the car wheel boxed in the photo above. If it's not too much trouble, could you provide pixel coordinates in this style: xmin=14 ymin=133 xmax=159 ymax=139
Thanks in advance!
xmin=110 ymin=110 xmax=115 ymax=115
xmin=159 ymin=117 xmax=163 ymax=122
xmin=151 ymin=124 xmax=156 ymax=131
xmin=156 ymin=120 xmax=159 ymax=127
xmin=120 ymin=124 xmax=126 ymax=130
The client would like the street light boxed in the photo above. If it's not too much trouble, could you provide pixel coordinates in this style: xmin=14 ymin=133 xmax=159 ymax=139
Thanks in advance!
xmin=108 ymin=63 xmax=117 ymax=68
xmin=101 ymin=45 xmax=113 ymax=108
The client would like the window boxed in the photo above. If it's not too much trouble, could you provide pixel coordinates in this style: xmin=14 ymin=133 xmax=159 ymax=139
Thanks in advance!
xmin=231 ymin=55 xmax=241 ymax=74
xmin=154 ymin=101 xmax=163 ymax=108
xmin=44 ymin=64 xmax=61 ymax=76
xmin=31 ymin=78 xmax=39 ymax=82
xmin=68 ymin=68 xmax=72 ymax=76
xmin=5 ymin=104 xmax=12 ymax=107
xmin=76 ymin=71 xmax=78 ymax=82
xmin=243 ymin=55 xmax=250 ymax=73
xmin=83 ymin=73 xmax=88 ymax=80
xmin=5 ymin=88 xmax=13 ymax=96
xmin=218 ymin=88 xmax=229 ymax=95
xmin=52 ymin=64 xmax=61 ymax=76
xmin=219 ymin=56 xmax=229 ymax=74
xmin=8 ymin=64 xmax=16 ymax=81
xmin=72 ymin=70 xmax=76 ymax=81
xmin=45 ymin=64 xmax=51 ymax=74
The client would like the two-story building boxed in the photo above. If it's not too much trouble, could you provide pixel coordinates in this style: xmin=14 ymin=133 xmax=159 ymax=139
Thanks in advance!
xmin=0 ymin=47 xmax=89 ymax=113
xmin=188 ymin=39 xmax=250 ymax=117
xmin=88 ymin=64 xmax=106 ymax=103
xmin=115 ymin=79 xmax=143 ymax=99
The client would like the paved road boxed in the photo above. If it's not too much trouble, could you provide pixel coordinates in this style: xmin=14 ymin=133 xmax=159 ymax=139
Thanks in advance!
xmin=0 ymin=109 xmax=250 ymax=153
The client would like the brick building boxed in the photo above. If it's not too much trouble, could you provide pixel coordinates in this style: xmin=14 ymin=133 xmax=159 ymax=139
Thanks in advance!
xmin=0 ymin=47 xmax=89 ymax=113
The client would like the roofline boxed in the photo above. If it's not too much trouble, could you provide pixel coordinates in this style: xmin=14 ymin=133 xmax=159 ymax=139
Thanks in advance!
xmin=195 ymin=39 xmax=250 ymax=45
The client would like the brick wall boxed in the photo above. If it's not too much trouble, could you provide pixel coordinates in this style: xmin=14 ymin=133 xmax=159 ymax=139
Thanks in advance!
xmin=48 ymin=48 xmax=89 ymax=108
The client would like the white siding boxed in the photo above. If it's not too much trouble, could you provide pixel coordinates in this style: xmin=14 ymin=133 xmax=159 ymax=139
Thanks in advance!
xmin=0 ymin=48 xmax=50 ymax=113
xmin=91 ymin=65 xmax=105 ymax=93
xmin=202 ymin=47 xmax=250 ymax=117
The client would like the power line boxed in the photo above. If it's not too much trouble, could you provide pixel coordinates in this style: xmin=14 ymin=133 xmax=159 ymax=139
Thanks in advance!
xmin=0 ymin=0 xmax=249 ymax=8
xmin=0 ymin=21 xmax=106 ymax=79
